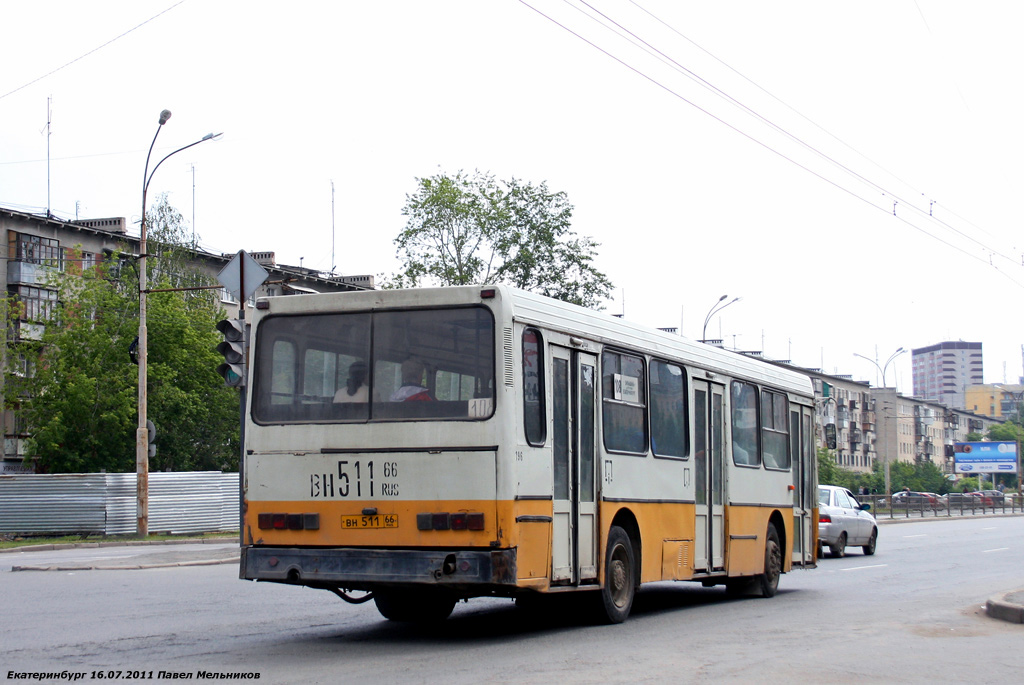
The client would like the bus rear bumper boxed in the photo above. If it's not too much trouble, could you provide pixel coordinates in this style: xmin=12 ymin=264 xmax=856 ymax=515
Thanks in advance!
xmin=240 ymin=545 xmax=517 ymax=591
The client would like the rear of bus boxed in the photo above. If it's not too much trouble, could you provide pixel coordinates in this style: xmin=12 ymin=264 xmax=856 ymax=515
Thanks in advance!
xmin=239 ymin=286 xmax=515 ymax=621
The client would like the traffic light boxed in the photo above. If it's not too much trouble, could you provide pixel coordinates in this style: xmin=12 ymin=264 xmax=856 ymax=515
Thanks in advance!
xmin=147 ymin=420 xmax=157 ymax=458
xmin=216 ymin=318 xmax=247 ymax=387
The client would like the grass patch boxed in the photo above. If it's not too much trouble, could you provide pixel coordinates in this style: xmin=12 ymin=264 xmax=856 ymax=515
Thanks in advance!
xmin=0 ymin=531 xmax=237 ymax=550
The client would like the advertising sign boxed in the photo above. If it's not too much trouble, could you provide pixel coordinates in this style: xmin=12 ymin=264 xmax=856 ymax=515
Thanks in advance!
xmin=953 ymin=441 xmax=1018 ymax=474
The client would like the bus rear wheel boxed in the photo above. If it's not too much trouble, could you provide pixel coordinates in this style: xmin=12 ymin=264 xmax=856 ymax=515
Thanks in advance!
xmin=598 ymin=526 xmax=636 ymax=624
xmin=373 ymin=588 xmax=456 ymax=622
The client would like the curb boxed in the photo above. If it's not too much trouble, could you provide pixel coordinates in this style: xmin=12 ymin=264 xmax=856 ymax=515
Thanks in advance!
xmin=986 ymin=590 xmax=1024 ymax=624
xmin=10 ymin=555 xmax=239 ymax=572
xmin=0 ymin=537 xmax=236 ymax=554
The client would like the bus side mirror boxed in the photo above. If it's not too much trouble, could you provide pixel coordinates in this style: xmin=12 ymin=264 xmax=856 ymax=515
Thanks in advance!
xmin=824 ymin=423 xmax=837 ymax=450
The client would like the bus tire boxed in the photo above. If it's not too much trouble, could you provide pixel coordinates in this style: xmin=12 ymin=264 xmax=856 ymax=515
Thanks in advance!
xmin=373 ymin=589 xmax=456 ymax=622
xmin=756 ymin=523 xmax=782 ymax=598
xmin=598 ymin=525 xmax=636 ymax=624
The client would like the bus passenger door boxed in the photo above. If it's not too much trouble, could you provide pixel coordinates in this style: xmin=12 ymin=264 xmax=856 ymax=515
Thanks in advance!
xmin=790 ymin=405 xmax=817 ymax=567
xmin=551 ymin=347 xmax=599 ymax=584
xmin=693 ymin=379 xmax=726 ymax=572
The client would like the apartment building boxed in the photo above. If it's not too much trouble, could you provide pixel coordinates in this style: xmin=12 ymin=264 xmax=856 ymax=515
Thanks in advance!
xmin=912 ymin=341 xmax=984 ymax=410
xmin=0 ymin=207 xmax=373 ymax=471
xmin=964 ymin=383 xmax=1024 ymax=419
xmin=770 ymin=362 xmax=1001 ymax=476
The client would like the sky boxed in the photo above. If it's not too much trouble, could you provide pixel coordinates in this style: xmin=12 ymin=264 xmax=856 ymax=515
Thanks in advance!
xmin=2 ymin=1 xmax=1022 ymax=393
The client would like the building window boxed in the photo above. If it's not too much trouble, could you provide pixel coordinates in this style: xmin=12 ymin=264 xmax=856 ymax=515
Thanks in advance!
xmin=10 ymin=286 xmax=57 ymax=322
xmin=10 ymin=232 xmax=62 ymax=269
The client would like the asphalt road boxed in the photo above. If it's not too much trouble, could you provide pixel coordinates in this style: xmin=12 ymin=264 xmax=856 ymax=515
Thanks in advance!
xmin=2 ymin=517 xmax=1022 ymax=684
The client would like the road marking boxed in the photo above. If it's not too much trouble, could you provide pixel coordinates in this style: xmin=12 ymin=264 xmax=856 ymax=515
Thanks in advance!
xmin=840 ymin=564 xmax=888 ymax=571
xmin=903 ymin=534 xmax=928 ymax=538
xmin=982 ymin=547 xmax=1009 ymax=553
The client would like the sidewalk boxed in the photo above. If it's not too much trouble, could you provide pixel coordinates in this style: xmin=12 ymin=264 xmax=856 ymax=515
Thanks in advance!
xmin=2 ymin=537 xmax=238 ymax=571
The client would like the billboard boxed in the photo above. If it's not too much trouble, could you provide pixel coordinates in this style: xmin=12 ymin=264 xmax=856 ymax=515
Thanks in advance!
xmin=953 ymin=441 xmax=1018 ymax=474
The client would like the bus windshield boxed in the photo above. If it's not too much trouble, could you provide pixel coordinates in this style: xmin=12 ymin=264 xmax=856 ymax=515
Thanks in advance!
xmin=252 ymin=306 xmax=495 ymax=423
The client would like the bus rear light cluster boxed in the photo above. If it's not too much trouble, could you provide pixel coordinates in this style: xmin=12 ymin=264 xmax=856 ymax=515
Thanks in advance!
xmin=257 ymin=512 xmax=320 ymax=531
xmin=417 ymin=512 xmax=485 ymax=531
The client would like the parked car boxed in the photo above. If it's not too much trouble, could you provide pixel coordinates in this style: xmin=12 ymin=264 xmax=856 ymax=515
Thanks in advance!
xmin=940 ymin=492 xmax=979 ymax=508
xmin=818 ymin=485 xmax=878 ymax=558
xmin=891 ymin=490 xmax=929 ymax=508
xmin=975 ymin=490 xmax=1005 ymax=505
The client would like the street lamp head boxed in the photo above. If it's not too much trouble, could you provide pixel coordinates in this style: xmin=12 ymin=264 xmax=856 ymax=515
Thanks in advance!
xmin=158 ymin=109 xmax=172 ymax=125
xmin=202 ymin=132 xmax=224 ymax=142
xmin=718 ymin=294 xmax=728 ymax=302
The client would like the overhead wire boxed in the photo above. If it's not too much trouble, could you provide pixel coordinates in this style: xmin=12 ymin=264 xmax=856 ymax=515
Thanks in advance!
xmin=520 ymin=0 xmax=1022 ymax=285
xmin=0 ymin=1 xmax=187 ymax=102
xmin=581 ymin=0 xmax=1021 ymax=271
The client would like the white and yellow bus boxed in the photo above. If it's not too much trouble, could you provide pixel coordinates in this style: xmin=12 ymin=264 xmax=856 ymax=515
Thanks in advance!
xmin=239 ymin=285 xmax=818 ymax=623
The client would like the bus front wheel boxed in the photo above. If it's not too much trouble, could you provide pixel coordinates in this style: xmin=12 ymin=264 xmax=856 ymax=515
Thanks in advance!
xmin=598 ymin=526 xmax=636 ymax=623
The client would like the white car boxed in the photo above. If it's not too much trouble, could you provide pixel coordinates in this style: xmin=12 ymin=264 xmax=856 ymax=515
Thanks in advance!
xmin=817 ymin=485 xmax=878 ymax=558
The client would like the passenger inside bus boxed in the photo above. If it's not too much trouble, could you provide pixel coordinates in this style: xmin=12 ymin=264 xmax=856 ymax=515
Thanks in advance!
xmin=333 ymin=360 xmax=369 ymax=403
xmin=389 ymin=358 xmax=432 ymax=402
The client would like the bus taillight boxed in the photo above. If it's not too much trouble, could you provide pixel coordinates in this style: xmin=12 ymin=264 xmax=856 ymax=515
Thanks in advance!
xmin=416 ymin=511 xmax=485 ymax=531
xmin=257 ymin=512 xmax=320 ymax=530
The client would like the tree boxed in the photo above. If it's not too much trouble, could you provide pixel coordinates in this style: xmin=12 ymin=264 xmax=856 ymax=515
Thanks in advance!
xmin=987 ymin=422 xmax=1024 ymax=444
xmin=6 ymin=264 xmax=138 ymax=473
xmin=5 ymin=196 xmax=239 ymax=473
xmin=389 ymin=170 xmax=614 ymax=308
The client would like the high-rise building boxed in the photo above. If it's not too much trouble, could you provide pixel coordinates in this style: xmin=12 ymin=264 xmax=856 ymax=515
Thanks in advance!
xmin=911 ymin=341 xmax=983 ymax=409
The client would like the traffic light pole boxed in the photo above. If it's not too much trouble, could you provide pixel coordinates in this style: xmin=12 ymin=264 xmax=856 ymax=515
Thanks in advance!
xmin=238 ymin=306 xmax=247 ymax=547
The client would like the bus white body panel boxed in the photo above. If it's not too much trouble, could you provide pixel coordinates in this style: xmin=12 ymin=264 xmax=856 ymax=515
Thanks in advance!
xmin=239 ymin=285 xmax=818 ymax=622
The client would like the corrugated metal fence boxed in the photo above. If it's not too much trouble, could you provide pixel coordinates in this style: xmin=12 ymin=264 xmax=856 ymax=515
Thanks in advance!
xmin=0 ymin=472 xmax=238 ymax=535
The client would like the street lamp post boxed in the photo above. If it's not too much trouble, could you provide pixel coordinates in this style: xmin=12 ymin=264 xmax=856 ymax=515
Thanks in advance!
xmin=853 ymin=347 xmax=906 ymax=388
xmin=137 ymin=110 xmax=222 ymax=535
xmin=701 ymin=294 xmax=741 ymax=343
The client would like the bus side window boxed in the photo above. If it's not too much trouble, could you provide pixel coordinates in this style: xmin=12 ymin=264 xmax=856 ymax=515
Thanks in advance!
xmin=730 ymin=380 xmax=760 ymax=466
xmin=761 ymin=389 xmax=790 ymax=469
xmin=650 ymin=360 xmax=687 ymax=458
xmin=523 ymin=328 xmax=546 ymax=446
xmin=602 ymin=350 xmax=648 ymax=454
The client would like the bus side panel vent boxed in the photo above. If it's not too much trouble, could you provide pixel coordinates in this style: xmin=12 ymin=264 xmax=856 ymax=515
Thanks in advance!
xmin=503 ymin=326 xmax=514 ymax=387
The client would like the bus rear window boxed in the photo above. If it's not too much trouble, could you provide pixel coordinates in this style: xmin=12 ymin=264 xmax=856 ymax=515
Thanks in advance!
xmin=253 ymin=307 xmax=495 ymax=423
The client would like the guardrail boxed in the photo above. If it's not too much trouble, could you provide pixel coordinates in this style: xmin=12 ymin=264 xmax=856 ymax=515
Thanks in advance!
xmin=870 ymin=493 xmax=1023 ymax=519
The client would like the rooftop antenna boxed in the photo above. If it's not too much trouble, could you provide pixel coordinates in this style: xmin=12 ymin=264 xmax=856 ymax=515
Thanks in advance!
xmin=45 ymin=96 xmax=52 ymax=217
xmin=331 ymin=180 xmax=336 ymax=275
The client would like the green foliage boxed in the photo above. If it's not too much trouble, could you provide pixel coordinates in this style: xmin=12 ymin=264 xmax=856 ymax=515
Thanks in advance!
xmin=6 ymin=267 xmax=138 ymax=473
xmin=817 ymin=447 xmax=843 ymax=487
xmin=388 ymin=170 xmax=614 ymax=308
xmin=987 ymin=422 xmax=1024 ymax=444
xmin=817 ymin=449 xmax=950 ymax=495
xmin=5 ymin=197 xmax=239 ymax=473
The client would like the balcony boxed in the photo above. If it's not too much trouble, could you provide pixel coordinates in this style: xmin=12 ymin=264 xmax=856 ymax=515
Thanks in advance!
xmin=7 ymin=261 xmax=58 ymax=287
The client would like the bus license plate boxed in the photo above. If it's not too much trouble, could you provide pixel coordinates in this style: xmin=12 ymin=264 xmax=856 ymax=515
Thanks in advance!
xmin=342 ymin=514 xmax=398 ymax=529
